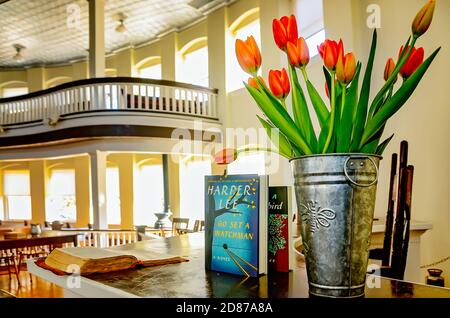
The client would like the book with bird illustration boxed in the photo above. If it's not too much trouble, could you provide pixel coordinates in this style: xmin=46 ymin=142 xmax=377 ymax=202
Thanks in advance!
xmin=205 ymin=174 xmax=268 ymax=277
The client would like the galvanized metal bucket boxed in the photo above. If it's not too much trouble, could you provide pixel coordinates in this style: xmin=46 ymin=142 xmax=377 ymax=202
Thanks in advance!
xmin=291 ymin=154 xmax=381 ymax=298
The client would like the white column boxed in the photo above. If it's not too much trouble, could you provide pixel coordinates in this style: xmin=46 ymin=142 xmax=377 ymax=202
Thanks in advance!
xmin=90 ymin=151 xmax=108 ymax=229
xmin=88 ymin=0 xmax=105 ymax=78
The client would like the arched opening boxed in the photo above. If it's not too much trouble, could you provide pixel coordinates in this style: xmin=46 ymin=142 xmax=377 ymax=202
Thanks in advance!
xmin=46 ymin=76 xmax=73 ymax=88
xmin=0 ymin=81 xmax=29 ymax=98
xmin=135 ymin=56 xmax=161 ymax=80
xmin=178 ymin=37 xmax=208 ymax=86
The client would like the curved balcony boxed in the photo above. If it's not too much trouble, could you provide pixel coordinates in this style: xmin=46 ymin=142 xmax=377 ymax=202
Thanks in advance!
xmin=0 ymin=77 xmax=220 ymax=149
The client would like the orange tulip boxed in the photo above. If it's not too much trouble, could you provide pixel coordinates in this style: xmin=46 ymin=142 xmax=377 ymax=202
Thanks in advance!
xmin=213 ymin=148 xmax=237 ymax=165
xmin=272 ymin=15 xmax=298 ymax=51
xmin=287 ymin=37 xmax=310 ymax=68
xmin=399 ymin=46 xmax=424 ymax=79
xmin=412 ymin=0 xmax=435 ymax=37
xmin=248 ymin=76 xmax=267 ymax=91
xmin=384 ymin=58 xmax=397 ymax=83
xmin=336 ymin=52 xmax=357 ymax=84
xmin=318 ymin=39 xmax=343 ymax=71
xmin=269 ymin=69 xmax=290 ymax=100
xmin=235 ymin=36 xmax=262 ymax=76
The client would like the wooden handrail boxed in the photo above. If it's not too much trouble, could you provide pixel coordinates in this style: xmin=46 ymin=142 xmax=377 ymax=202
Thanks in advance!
xmin=0 ymin=77 xmax=218 ymax=103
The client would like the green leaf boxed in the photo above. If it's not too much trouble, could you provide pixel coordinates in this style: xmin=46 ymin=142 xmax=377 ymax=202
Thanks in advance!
xmin=306 ymin=80 xmax=329 ymax=129
xmin=257 ymin=115 xmax=297 ymax=158
xmin=337 ymin=63 xmax=361 ymax=152
xmin=244 ymin=82 xmax=313 ymax=155
xmin=361 ymin=47 xmax=441 ymax=146
xmin=289 ymin=65 xmax=318 ymax=152
xmin=350 ymin=29 xmax=377 ymax=152
xmin=317 ymin=112 xmax=331 ymax=152
xmin=360 ymin=125 xmax=385 ymax=154
xmin=368 ymin=36 xmax=412 ymax=119
xmin=376 ymin=133 xmax=394 ymax=155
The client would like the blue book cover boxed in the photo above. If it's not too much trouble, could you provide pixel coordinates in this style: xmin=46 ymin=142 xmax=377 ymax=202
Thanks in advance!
xmin=204 ymin=174 xmax=267 ymax=277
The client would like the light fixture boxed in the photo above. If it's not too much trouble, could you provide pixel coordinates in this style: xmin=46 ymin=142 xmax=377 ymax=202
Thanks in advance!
xmin=115 ymin=13 xmax=127 ymax=33
xmin=13 ymin=44 xmax=25 ymax=61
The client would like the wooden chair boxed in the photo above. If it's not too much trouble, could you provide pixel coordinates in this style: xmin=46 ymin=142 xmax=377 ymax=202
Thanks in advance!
xmin=0 ymin=250 xmax=20 ymax=286
xmin=171 ymin=218 xmax=190 ymax=236
xmin=17 ymin=245 xmax=50 ymax=283
xmin=369 ymin=141 xmax=414 ymax=280
xmin=193 ymin=220 xmax=205 ymax=232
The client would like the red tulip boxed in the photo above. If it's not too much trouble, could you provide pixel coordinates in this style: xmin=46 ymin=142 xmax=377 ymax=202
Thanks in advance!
xmin=384 ymin=58 xmax=397 ymax=83
xmin=272 ymin=15 xmax=298 ymax=51
xmin=269 ymin=69 xmax=290 ymax=100
xmin=412 ymin=0 xmax=435 ymax=37
xmin=287 ymin=37 xmax=310 ymax=67
xmin=318 ymin=39 xmax=343 ymax=71
xmin=235 ymin=36 xmax=262 ymax=76
xmin=248 ymin=76 xmax=267 ymax=91
xmin=214 ymin=148 xmax=237 ymax=165
xmin=398 ymin=46 xmax=424 ymax=79
xmin=336 ymin=52 xmax=357 ymax=84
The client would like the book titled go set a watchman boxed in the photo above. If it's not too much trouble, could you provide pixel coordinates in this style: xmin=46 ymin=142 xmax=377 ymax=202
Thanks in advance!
xmin=204 ymin=174 xmax=268 ymax=277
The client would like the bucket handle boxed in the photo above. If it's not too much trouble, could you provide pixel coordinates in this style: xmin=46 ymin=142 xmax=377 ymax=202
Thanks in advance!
xmin=343 ymin=156 xmax=379 ymax=188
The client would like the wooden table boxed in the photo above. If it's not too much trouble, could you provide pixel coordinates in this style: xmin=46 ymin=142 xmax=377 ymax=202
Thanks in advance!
xmin=27 ymin=233 xmax=450 ymax=298
xmin=0 ymin=231 xmax=78 ymax=250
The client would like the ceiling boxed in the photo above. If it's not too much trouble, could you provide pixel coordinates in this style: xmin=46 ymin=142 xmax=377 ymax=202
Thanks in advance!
xmin=0 ymin=0 xmax=227 ymax=69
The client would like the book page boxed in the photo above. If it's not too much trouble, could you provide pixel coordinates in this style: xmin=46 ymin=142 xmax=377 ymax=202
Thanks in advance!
xmin=103 ymin=248 xmax=181 ymax=262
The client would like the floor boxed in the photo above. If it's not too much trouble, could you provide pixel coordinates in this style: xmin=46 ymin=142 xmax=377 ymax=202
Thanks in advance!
xmin=0 ymin=267 xmax=63 ymax=298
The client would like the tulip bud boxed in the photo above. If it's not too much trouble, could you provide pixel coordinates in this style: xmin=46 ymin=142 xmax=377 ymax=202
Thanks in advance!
xmin=248 ymin=76 xmax=267 ymax=91
xmin=336 ymin=53 xmax=357 ymax=84
xmin=412 ymin=0 xmax=435 ymax=37
xmin=399 ymin=46 xmax=425 ymax=79
xmin=287 ymin=37 xmax=310 ymax=68
xmin=235 ymin=36 xmax=262 ymax=76
xmin=214 ymin=148 xmax=237 ymax=165
xmin=272 ymin=15 xmax=298 ymax=51
xmin=384 ymin=58 xmax=397 ymax=83
xmin=269 ymin=69 xmax=290 ymax=100
xmin=318 ymin=39 xmax=343 ymax=71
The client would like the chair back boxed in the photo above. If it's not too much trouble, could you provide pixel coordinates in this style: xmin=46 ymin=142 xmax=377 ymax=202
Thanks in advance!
xmin=193 ymin=220 xmax=205 ymax=232
xmin=172 ymin=218 xmax=189 ymax=235
xmin=369 ymin=141 xmax=414 ymax=280
xmin=51 ymin=221 xmax=63 ymax=231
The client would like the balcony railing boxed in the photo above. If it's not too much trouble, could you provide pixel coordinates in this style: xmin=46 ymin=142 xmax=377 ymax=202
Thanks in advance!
xmin=0 ymin=77 xmax=219 ymax=127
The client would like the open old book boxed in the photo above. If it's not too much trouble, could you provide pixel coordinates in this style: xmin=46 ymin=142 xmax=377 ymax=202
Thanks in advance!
xmin=44 ymin=247 xmax=187 ymax=275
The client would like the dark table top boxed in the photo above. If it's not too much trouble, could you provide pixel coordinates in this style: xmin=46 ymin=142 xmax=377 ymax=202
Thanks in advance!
xmin=0 ymin=231 xmax=78 ymax=249
xmin=88 ymin=233 xmax=450 ymax=298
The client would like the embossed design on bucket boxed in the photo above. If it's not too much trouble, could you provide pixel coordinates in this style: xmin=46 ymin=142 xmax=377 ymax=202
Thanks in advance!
xmin=291 ymin=154 xmax=381 ymax=298
xmin=299 ymin=201 xmax=336 ymax=233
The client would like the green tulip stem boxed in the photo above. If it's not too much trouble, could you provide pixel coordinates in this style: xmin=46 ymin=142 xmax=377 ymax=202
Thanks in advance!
xmin=236 ymin=146 xmax=279 ymax=156
xmin=281 ymin=98 xmax=287 ymax=109
xmin=322 ymin=71 xmax=336 ymax=153
xmin=300 ymin=66 xmax=309 ymax=82
xmin=340 ymin=83 xmax=346 ymax=118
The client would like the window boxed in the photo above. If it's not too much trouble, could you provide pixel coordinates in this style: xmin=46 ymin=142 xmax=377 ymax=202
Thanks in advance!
xmin=106 ymin=167 xmax=121 ymax=225
xmin=227 ymin=152 xmax=266 ymax=175
xmin=3 ymin=170 xmax=32 ymax=220
xmin=179 ymin=158 xmax=211 ymax=225
xmin=46 ymin=169 xmax=76 ymax=221
xmin=295 ymin=0 xmax=325 ymax=58
xmin=139 ymin=64 xmax=162 ymax=80
xmin=228 ymin=19 xmax=261 ymax=92
xmin=178 ymin=46 xmax=209 ymax=87
xmin=3 ymin=87 xmax=28 ymax=98
xmin=134 ymin=164 xmax=164 ymax=226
